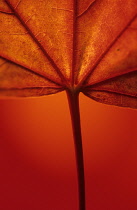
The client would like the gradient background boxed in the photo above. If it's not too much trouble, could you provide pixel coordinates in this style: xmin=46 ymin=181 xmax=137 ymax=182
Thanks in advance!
xmin=0 ymin=91 xmax=137 ymax=210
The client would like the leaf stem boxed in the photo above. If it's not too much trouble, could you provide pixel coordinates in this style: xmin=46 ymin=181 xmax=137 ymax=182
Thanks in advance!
xmin=66 ymin=89 xmax=86 ymax=210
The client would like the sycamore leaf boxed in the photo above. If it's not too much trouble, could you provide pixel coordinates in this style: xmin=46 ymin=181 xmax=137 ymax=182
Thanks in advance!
xmin=1 ymin=1 xmax=137 ymax=210
xmin=0 ymin=0 xmax=137 ymax=108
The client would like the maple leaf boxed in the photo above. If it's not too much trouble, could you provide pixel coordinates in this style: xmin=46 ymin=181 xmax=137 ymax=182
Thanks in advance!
xmin=0 ymin=1 xmax=137 ymax=210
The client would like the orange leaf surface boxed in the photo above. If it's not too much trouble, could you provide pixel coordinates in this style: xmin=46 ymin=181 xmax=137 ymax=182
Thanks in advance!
xmin=0 ymin=0 xmax=137 ymax=108
xmin=1 ymin=1 xmax=137 ymax=210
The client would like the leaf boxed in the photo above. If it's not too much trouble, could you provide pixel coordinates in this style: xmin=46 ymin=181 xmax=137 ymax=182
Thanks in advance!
xmin=1 ymin=2 xmax=137 ymax=210
xmin=0 ymin=0 xmax=137 ymax=108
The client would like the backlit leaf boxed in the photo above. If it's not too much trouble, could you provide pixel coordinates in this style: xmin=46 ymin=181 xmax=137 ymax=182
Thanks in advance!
xmin=0 ymin=0 xmax=137 ymax=108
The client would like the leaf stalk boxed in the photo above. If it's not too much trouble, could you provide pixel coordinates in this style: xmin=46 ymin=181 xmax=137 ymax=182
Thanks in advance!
xmin=66 ymin=89 xmax=86 ymax=210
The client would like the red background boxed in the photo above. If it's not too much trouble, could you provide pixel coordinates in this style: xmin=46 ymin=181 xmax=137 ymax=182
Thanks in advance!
xmin=0 ymin=91 xmax=137 ymax=210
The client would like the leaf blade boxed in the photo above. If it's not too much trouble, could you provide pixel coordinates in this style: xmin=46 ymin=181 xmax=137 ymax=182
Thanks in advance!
xmin=75 ymin=0 xmax=137 ymax=85
xmin=0 ymin=57 xmax=63 ymax=97
xmin=5 ymin=0 xmax=74 ymax=83
xmin=83 ymin=71 xmax=137 ymax=109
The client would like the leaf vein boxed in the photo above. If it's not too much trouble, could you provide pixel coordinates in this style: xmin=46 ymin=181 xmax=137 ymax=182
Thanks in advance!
xmin=0 ymin=55 xmax=63 ymax=87
xmin=78 ymin=13 xmax=137 ymax=88
xmin=5 ymin=0 xmax=69 ymax=87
